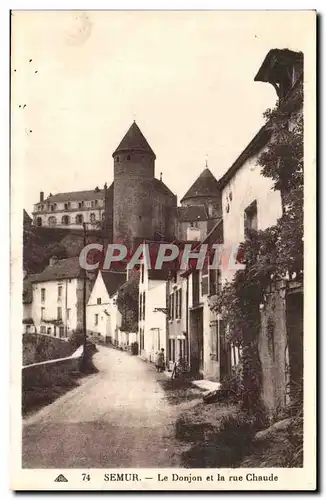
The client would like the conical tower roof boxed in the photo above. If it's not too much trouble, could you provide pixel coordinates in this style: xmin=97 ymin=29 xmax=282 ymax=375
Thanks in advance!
xmin=181 ymin=167 xmax=221 ymax=203
xmin=113 ymin=121 xmax=156 ymax=158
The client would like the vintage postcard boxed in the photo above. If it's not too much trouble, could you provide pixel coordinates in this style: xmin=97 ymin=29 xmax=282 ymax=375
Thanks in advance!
xmin=11 ymin=10 xmax=316 ymax=491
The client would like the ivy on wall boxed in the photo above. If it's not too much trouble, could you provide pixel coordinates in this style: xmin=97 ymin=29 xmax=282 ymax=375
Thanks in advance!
xmin=116 ymin=273 xmax=139 ymax=333
xmin=212 ymin=83 xmax=303 ymax=412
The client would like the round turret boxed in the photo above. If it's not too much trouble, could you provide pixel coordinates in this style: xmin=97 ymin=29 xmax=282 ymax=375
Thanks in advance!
xmin=112 ymin=122 xmax=156 ymax=246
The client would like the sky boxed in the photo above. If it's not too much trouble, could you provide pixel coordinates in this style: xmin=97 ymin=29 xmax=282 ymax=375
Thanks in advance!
xmin=11 ymin=10 xmax=313 ymax=215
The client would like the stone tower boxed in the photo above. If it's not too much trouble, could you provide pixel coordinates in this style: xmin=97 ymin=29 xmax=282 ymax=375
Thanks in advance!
xmin=112 ymin=121 xmax=156 ymax=246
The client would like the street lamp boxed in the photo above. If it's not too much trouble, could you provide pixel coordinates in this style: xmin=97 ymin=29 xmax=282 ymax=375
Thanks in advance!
xmin=81 ymin=219 xmax=101 ymax=369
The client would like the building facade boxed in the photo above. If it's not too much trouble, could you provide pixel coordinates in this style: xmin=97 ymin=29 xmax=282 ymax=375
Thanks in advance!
xmin=32 ymin=188 xmax=106 ymax=230
xmin=29 ymin=256 xmax=92 ymax=338
xmin=86 ymin=269 xmax=126 ymax=343
xmin=138 ymin=258 xmax=169 ymax=365
xmin=216 ymin=48 xmax=304 ymax=411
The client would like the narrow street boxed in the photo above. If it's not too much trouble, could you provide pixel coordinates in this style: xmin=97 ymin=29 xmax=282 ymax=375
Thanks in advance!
xmin=22 ymin=346 xmax=180 ymax=468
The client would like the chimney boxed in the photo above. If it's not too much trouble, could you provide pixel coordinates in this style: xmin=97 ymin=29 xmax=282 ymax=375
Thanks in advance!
xmin=160 ymin=172 xmax=162 ymax=182
xmin=40 ymin=191 xmax=44 ymax=202
xmin=49 ymin=255 xmax=58 ymax=266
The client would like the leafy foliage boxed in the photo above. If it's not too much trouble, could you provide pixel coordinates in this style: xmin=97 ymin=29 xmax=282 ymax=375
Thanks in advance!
xmin=212 ymin=86 xmax=303 ymax=413
xmin=116 ymin=273 xmax=139 ymax=332
xmin=23 ymin=225 xmax=68 ymax=274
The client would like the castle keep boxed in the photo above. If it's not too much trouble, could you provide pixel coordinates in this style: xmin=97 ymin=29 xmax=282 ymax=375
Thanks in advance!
xmin=32 ymin=121 xmax=222 ymax=246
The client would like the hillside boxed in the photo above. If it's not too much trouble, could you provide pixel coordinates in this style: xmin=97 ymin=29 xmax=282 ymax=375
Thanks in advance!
xmin=23 ymin=223 xmax=105 ymax=274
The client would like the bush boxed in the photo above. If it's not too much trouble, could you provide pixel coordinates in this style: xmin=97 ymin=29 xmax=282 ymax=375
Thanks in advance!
xmin=216 ymin=364 xmax=243 ymax=403
xmin=182 ymin=409 xmax=257 ymax=468
xmin=131 ymin=342 xmax=139 ymax=355
xmin=68 ymin=330 xmax=85 ymax=350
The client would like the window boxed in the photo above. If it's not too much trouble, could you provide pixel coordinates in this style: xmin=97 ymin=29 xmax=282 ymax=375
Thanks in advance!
xmin=169 ymin=339 xmax=176 ymax=363
xmin=140 ymin=328 xmax=144 ymax=351
xmin=95 ymin=314 xmax=99 ymax=326
xmin=67 ymin=308 xmax=71 ymax=320
xmin=62 ymin=215 xmax=70 ymax=225
xmin=97 ymin=298 xmax=101 ymax=305
xmin=141 ymin=264 xmax=144 ymax=283
xmin=57 ymin=307 xmax=62 ymax=320
xmin=244 ymin=200 xmax=258 ymax=237
xmin=64 ymin=203 xmax=69 ymax=210
xmin=142 ymin=292 xmax=146 ymax=320
xmin=201 ymin=256 xmax=209 ymax=297
xmin=41 ymin=307 xmax=45 ymax=320
xmin=139 ymin=293 xmax=143 ymax=321
xmin=95 ymin=200 xmax=98 ymax=207
xmin=48 ymin=216 xmax=57 ymax=226
xmin=102 ymin=213 xmax=105 ymax=221
xmin=36 ymin=217 xmax=42 ymax=227
xmin=192 ymin=270 xmax=200 ymax=306
xmin=59 ymin=326 xmax=65 ymax=338
xmin=47 ymin=327 xmax=51 ymax=335
xmin=169 ymin=293 xmax=175 ymax=320
xmin=78 ymin=202 xmax=84 ymax=209
xmin=90 ymin=213 xmax=96 ymax=223
xmin=58 ymin=286 xmax=62 ymax=300
xmin=175 ymin=289 xmax=182 ymax=319
xmin=76 ymin=214 xmax=83 ymax=224
xmin=41 ymin=288 xmax=46 ymax=302
xmin=116 ymin=156 xmax=120 ymax=163
xmin=40 ymin=325 xmax=46 ymax=334
xmin=178 ymin=289 xmax=182 ymax=319
xmin=178 ymin=339 xmax=186 ymax=361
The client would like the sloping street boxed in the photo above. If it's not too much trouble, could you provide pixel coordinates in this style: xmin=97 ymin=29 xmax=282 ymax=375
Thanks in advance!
xmin=22 ymin=346 xmax=180 ymax=468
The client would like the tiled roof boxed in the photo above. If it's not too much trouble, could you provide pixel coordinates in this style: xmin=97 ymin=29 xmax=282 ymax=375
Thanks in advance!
xmin=29 ymin=257 xmax=83 ymax=283
xmin=45 ymin=189 xmax=106 ymax=203
xmin=254 ymin=49 xmax=303 ymax=84
xmin=152 ymin=178 xmax=176 ymax=198
xmin=113 ymin=121 xmax=156 ymax=158
xmin=101 ymin=270 xmax=127 ymax=297
xmin=148 ymin=269 xmax=171 ymax=281
xmin=177 ymin=205 xmax=209 ymax=222
xmin=181 ymin=168 xmax=221 ymax=202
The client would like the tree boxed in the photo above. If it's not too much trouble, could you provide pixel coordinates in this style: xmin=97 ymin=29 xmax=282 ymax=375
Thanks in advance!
xmin=212 ymin=85 xmax=303 ymax=413
xmin=116 ymin=273 xmax=139 ymax=332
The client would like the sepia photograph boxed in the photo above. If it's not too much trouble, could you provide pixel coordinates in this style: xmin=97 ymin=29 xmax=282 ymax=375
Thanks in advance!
xmin=10 ymin=9 xmax=316 ymax=491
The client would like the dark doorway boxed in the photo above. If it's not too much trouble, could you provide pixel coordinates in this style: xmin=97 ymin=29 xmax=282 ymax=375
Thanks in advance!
xmin=189 ymin=307 xmax=203 ymax=375
xmin=286 ymin=291 xmax=303 ymax=402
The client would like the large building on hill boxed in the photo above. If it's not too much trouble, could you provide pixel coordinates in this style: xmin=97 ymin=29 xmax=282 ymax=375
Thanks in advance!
xmin=31 ymin=121 xmax=222 ymax=246
xmin=32 ymin=188 xmax=107 ymax=230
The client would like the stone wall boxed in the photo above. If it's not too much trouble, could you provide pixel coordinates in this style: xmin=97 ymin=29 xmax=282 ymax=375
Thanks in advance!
xmin=258 ymin=284 xmax=287 ymax=414
xmin=22 ymin=346 xmax=83 ymax=390
xmin=23 ymin=333 xmax=75 ymax=366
